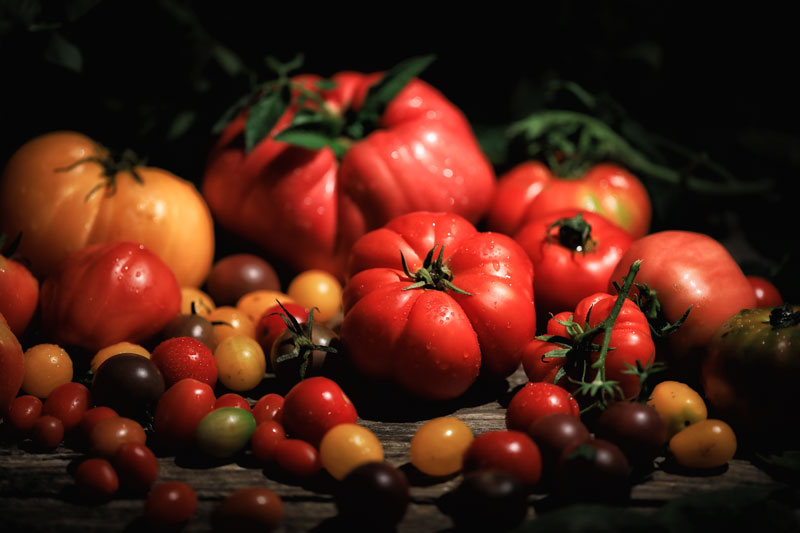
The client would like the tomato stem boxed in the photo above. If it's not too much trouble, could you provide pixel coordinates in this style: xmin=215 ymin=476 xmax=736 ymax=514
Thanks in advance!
xmin=400 ymin=245 xmax=471 ymax=295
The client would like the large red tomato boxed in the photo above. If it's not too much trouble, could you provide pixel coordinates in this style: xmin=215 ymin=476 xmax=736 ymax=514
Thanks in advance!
xmin=203 ymin=71 xmax=495 ymax=279
xmin=40 ymin=242 xmax=181 ymax=351
xmin=487 ymin=161 xmax=651 ymax=239
xmin=608 ymin=231 xmax=756 ymax=360
xmin=341 ymin=212 xmax=535 ymax=400
xmin=0 ymin=132 xmax=214 ymax=287
xmin=0 ymin=252 xmax=39 ymax=337
xmin=513 ymin=209 xmax=632 ymax=326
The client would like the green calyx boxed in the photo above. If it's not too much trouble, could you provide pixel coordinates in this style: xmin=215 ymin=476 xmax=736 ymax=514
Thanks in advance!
xmin=271 ymin=300 xmax=337 ymax=380
xmin=614 ymin=280 xmax=691 ymax=338
xmin=769 ymin=304 xmax=800 ymax=329
xmin=400 ymin=244 xmax=471 ymax=295
xmin=55 ymin=146 xmax=144 ymax=201
xmin=547 ymin=212 xmax=596 ymax=253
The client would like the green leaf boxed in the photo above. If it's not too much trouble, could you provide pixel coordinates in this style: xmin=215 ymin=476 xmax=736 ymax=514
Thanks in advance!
xmin=273 ymin=128 xmax=334 ymax=151
xmin=244 ymin=89 xmax=289 ymax=153
xmin=265 ymin=54 xmax=304 ymax=78
xmin=211 ymin=44 xmax=246 ymax=77
xmin=166 ymin=110 xmax=197 ymax=141
xmin=314 ymin=79 xmax=338 ymax=90
xmin=44 ymin=31 xmax=82 ymax=72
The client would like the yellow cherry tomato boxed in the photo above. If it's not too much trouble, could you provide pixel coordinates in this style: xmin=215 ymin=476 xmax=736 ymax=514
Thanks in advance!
xmin=208 ymin=306 xmax=255 ymax=342
xmin=214 ymin=335 xmax=267 ymax=392
xmin=319 ymin=423 xmax=384 ymax=480
xmin=647 ymin=380 xmax=708 ymax=439
xmin=180 ymin=287 xmax=216 ymax=317
xmin=236 ymin=290 xmax=294 ymax=324
xmin=669 ymin=419 xmax=737 ymax=469
xmin=22 ymin=344 xmax=73 ymax=398
xmin=287 ymin=270 xmax=342 ymax=323
xmin=410 ymin=417 xmax=473 ymax=477
xmin=91 ymin=342 xmax=151 ymax=373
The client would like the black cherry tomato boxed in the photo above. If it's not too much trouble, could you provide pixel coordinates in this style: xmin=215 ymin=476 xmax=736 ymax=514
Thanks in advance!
xmin=336 ymin=462 xmax=410 ymax=527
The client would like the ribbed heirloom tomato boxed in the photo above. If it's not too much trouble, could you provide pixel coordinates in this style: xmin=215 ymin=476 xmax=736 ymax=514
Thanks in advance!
xmin=341 ymin=212 xmax=536 ymax=400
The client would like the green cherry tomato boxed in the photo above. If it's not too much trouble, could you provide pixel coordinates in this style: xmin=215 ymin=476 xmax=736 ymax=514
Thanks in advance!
xmin=195 ymin=407 xmax=256 ymax=458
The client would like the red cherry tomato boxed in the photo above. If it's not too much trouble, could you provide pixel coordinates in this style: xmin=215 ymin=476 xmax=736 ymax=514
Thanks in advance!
xmin=5 ymin=395 xmax=42 ymax=434
xmin=42 ymin=381 xmax=91 ymax=431
xmin=0 ymin=322 xmax=25 ymax=416
xmin=153 ymin=378 xmax=216 ymax=451
xmin=114 ymin=442 xmax=159 ymax=494
xmin=251 ymin=420 xmax=287 ymax=463
xmin=255 ymin=302 xmax=309 ymax=360
xmin=74 ymin=457 xmax=119 ymax=502
xmin=31 ymin=415 xmax=64 ymax=451
xmin=211 ymin=486 xmax=284 ymax=532
xmin=215 ymin=393 xmax=252 ymax=412
xmin=274 ymin=438 xmax=322 ymax=478
xmin=79 ymin=406 xmax=119 ymax=440
xmin=252 ymin=393 xmax=284 ymax=425
xmin=145 ymin=481 xmax=197 ymax=527
xmin=281 ymin=377 xmax=357 ymax=447
xmin=462 ymin=430 xmax=542 ymax=486
xmin=746 ymin=275 xmax=783 ymax=308
xmin=0 ymin=253 xmax=39 ymax=337
xmin=150 ymin=336 xmax=218 ymax=388
xmin=90 ymin=416 xmax=147 ymax=458
xmin=505 ymin=382 xmax=579 ymax=432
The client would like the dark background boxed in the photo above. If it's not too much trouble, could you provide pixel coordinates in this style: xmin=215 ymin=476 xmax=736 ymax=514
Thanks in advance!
xmin=2 ymin=1 xmax=797 ymax=300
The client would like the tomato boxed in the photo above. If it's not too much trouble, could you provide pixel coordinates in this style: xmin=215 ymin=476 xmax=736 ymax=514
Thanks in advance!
xmin=74 ymin=458 xmax=119 ymax=502
xmin=409 ymin=417 xmax=473 ymax=477
xmin=180 ymin=286 xmax=216 ymax=316
xmin=255 ymin=302 xmax=308 ymax=361
xmin=446 ymin=471 xmax=528 ymax=531
xmin=215 ymin=393 xmax=251 ymax=412
xmin=287 ymin=270 xmax=342 ymax=323
xmin=6 ymin=395 xmax=42 ymax=434
xmin=90 ymin=416 xmax=147 ymax=458
xmin=42 ymin=382 xmax=91 ymax=431
xmin=594 ymin=401 xmax=668 ymax=467
xmin=114 ymin=442 xmax=159 ymax=494
xmin=527 ymin=413 xmax=591 ymax=479
xmin=204 ymin=66 xmax=495 ymax=280
xmin=79 ymin=407 xmax=119 ymax=440
xmin=214 ymin=335 xmax=266 ymax=392
xmin=0 ymin=322 xmax=24 ymax=415
xmin=31 ymin=415 xmax=64 ymax=451
xmin=251 ymin=420 xmax=286 ymax=462
xmin=161 ymin=313 xmax=219 ymax=352
xmin=336 ymin=462 xmax=410 ymax=527
xmin=208 ymin=306 xmax=255 ymax=342
xmin=153 ymin=378 xmax=216 ymax=451
xmin=40 ymin=242 xmax=182 ymax=352
xmin=145 ymin=481 xmax=197 ymax=527
xmin=746 ymin=275 xmax=783 ymax=308
xmin=252 ymin=393 xmax=284 ymax=425
xmin=668 ymin=419 xmax=737 ymax=469
xmin=270 ymin=313 xmax=340 ymax=387
xmin=702 ymin=305 xmax=800 ymax=438
xmin=274 ymin=438 xmax=322 ymax=478
xmin=554 ymin=438 xmax=630 ymax=502
xmin=0 ymin=131 xmax=214 ymax=287
xmin=0 ymin=252 xmax=38 ymax=337
xmin=150 ymin=336 xmax=218 ymax=388
xmin=608 ymin=231 xmax=756 ymax=362
xmin=319 ymin=423 xmax=384 ymax=480
xmin=211 ymin=487 xmax=284 ymax=532
xmin=341 ymin=212 xmax=536 ymax=400
xmin=281 ymin=376 xmax=358 ymax=447
xmin=92 ymin=354 xmax=165 ymax=418
xmin=91 ymin=342 xmax=150 ymax=374
xmin=195 ymin=407 xmax=257 ymax=459
xmin=488 ymin=161 xmax=651 ymax=239
xmin=513 ymin=209 xmax=632 ymax=324
xmin=238 ymin=290 xmax=294 ymax=325
xmin=462 ymin=430 xmax=542 ymax=486
xmin=21 ymin=344 xmax=73 ymax=399
xmin=505 ymin=382 xmax=579 ymax=433
xmin=647 ymin=380 xmax=707 ymax=439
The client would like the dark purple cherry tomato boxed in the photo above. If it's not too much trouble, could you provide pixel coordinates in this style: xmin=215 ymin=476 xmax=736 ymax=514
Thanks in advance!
xmin=42 ymin=381 xmax=91 ymax=431
xmin=251 ymin=420 xmax=286 ymax=463
xmin=31 ymin=415 xmax=64 ymax=450
xmin=92 ymin=354 xmax=165 ymax=418
xmin=145 ymin=481 xmax=197 ymax=527
xmin=446 ymin=470 xmax=528 ymax=531
xmin=527 ymin=413 xmax=591 ymax=480
xmin=114 ymin=442 xmax=159 ymax=494
xmin=6 ymin=395 xmax=42 ymax=434
xmin=74 ymin=457 xmax=119 ymax=502
xmin=555 ymin=438 xmax=630 ymax=502
xmin=161 ymin=313 xmax=219 ymax=352
xmin=336 ymin=462 xmax=410 ymax=526
xmin=462 ymin=430 xmax=542 ymax=486
xmin=594 ymin=401 xmax=668 ymax=467
xmin=207 ymin=254 xmax=280 ymax=306
xmin=211 ymin=487 xmax=284 ymax=532
xmin=274 ymin=439 xmax=322 ymax=478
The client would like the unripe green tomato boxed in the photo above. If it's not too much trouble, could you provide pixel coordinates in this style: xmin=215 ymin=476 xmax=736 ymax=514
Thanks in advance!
xmin=195 ymin=407 xmax=256 ymax=458
xmin=214 ymin=335 xmax=266 ymax=391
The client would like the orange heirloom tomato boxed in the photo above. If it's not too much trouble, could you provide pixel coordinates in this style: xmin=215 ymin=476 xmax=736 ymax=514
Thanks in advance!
xmin=0 ymin=131 xmax=215 ymax=287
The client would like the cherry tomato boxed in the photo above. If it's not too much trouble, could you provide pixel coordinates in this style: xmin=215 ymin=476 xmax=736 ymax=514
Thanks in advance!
xmin=208 ymin=306 xmax=256 ymax=342
xmin=5 ymin=395 xmax=42 ymax=434
xmin=79 ymin=406 xmax=119 ymax=440
xmin=555 ymin=438 xmax=630 ymax=502
xmin=270 ymin=316 xmax=340 ymax=388
xmin=336 ymin=462 xmax=410 ymax=527
xmin=21 ymin=344 xmax=73 ymax=398
xmin=446 ymin=470 xmax=528 ymax=531
xmin=410 ymin=417 xmax=473 ymax=477
xmin=505 ymin=382 xmax=579 ymax=433
xmin=180 ymin=286 xmax=216 ymax=316
xmin=215 ymin=393 xmax=251 ymax=412
xmin=252 ymin=393 xmax=284 ymax=425
xmin=237 ymin=290 xmax=294 ymax=325
xmin=281 ymin=377 xmax=358 ymax=447
xmin=251 ymin=420 xmax=286 ymax=463
xmin=0 ymin=321 xmax=24 ymax=416
xmin=31 ymin=415 xmax=64 ymax=451
xmin=145 ymin=481 xmax=197 ymax=527
xmin=151 ymin=336 xmax=218 ymax=388
xmin=74 ymin=457 xmax=119 ymax=502
xmin=0 ymin=252 xmax=38 ymax=337
xmin=527 ymin=413 xmax=591 ymax=480
xmin=462 ymin=430 xmax=542 ymax=486
xmin=195 ymin=407 xmax=257 ymax=459
xmin=746 ymin=275 xmax=783 ymax=307
xmin=114 ymin=442 xmax=159 ymax=494
xmin=319 ymin=423 xmax=383 ymax=480
xmin=161 ymin=313 xmax=218 ymax=352
xmin=42 ymin=382 xmax=91 ymax=431
xmin=255 ymin=302 xmax=308 ymax=361
xmin=274 ymin=438 xmax=322 ymax=478
xmin=214 ymin=335 xmax=266 ymax=392
xmin=153 ymin=378 xmax=216 ymax=451
xmin=90 ymin=416 xmax=147 ymax=458
xmin=91 ymin=354 xmax=165 ymax=419
xmin=668 ymin=419 xmax=737 ymax=469
xmin=207 ymin=254 xmax=280 ymax=307
xmin=211 ymin=487 xmax=284 ymax=532
xmin=594 ymin=401 xmax=668 ymax=467
xmin=91 ymin=342 xmax=150 ymax=374
xmin=287 ymin=270 xmax=342 ymax=323
xmin=647 ymin=380 xmax=707 ymax=439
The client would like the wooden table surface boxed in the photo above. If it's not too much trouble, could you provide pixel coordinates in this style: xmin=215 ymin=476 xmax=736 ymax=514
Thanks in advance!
xmin=0 ymin=368 xmax=789 ymax=532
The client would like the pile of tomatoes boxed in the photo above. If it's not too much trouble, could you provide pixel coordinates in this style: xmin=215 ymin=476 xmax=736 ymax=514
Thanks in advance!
xmin=0 ymin=60 xmax=796 ymax=531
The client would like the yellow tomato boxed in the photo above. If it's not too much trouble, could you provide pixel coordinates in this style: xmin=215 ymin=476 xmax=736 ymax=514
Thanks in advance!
xmin=319 ymin=423 xmax=383 ymax=480
xmin=91 ymin=342 xmax=151 ymax=374
xmin=180 ymin=287 xmax=216 ymax=316
xmin=208 ymin=306 xmax=255 ymax=342
xmin=214 ymin=335 xmax=267 ymax=391
xmin=236 ymin=290 xmax=294 ymax=324
xmin=22 ymin=344 xmax=73 ymax=398
xmin=669 ymin=419 xmax=737 ymax=469
xmin=0 ymin=131 xmax=214 ymax=287
xmin=287 ymin=270 xmax=342 ymax=323
xmin=647 ymin=380 xmax=708 ymax=439
xmin=410 ymin=417 xmax=473 ymax=476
